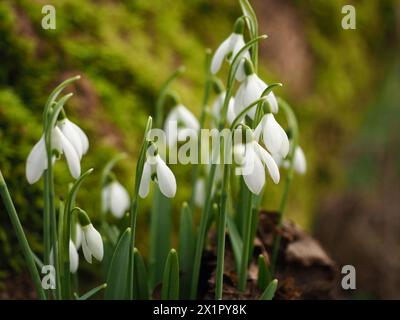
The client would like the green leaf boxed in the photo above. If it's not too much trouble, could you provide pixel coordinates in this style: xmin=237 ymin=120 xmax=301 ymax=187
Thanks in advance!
xmin=178 ymin=203 xmax=194 ymax=299
xmin=133 ymin=248 xmax=150 ymax=300
xmin=257 ymin=254 xmax=272 ymax=290
xmin=259 ymin=279 xmax=278 ymax=300
xmin=227 ymin=214 xmax=242 ymax=272
xmin=149 ymin=188 xmax=171 ymax=289
xmin=161 ymin=249 xmax=179 ymax=300
xmin=77 ymin=283 xmax=107 ymax=300
xmin=105 ymin=228 xmax=131 ymax=299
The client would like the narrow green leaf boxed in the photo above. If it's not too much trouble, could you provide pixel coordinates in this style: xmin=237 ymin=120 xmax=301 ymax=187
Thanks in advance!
xmin=149 ymin=188 xmax=171 ymax=289
xmin=105 ymin=228 xmax=131 ymax=299
xmin=77 ymin=283 xmax=107 ymax=300
xmin=133 ymin=248 xmax=150 ymax=300
xmin=257 ymin=254 xmax=272 ymax=290
xmin=259 ymin=279 xmax=278 ymax=300
xmin=161 ymin=249 xmax=179 ymax=300
xmin=178 ymin=203 xmax=194 ymax=299
xmin=226 ymin=214 xmax=242 ymax=272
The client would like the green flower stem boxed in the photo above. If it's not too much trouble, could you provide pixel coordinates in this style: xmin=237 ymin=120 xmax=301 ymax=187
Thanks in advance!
xmin=44 ymin=93 xmax=74 ymax=299
xmin=0 ymin=170 xmax=46 ymax=300
xmin=215 ymin=162 xmax=230 ymax=299
xmin=270 ymin=98 xmax=298 ymax=274
xmin=189 ymin=49 xmax=212 ymax=210
xmin=238 ymin=184 xmax=253 ymax=291
xmin=128 ymin=117 xmax=152 ymax=300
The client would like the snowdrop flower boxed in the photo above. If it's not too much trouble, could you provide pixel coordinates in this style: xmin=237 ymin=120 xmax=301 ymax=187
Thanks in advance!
xmin=26 ymin=125 xmax=84 ymax=184
xmin=164 ymin=102 xmax=199 ymax=149
xmin=102 ymin=180 xmax=130 ymax=219
xmin=254 ymin=113 xmax=289 ymax=158
xmin=233 ymin=130 xmax=280 ymax=195
xmin=211 ymin=18 xmax=250 ymax=81
xmin=57 ymin=118 xmax=89 ymax=160
xmin=274 ymin=146 xmax=307 ymax=175
xmin=50 ymin=240 xmax=79 ymax=273
xmin=139 ymin=147 xmax=177 ymax=198
xmin=293 ymin=146 xmax=307 ymax=174
xmin=234 ymin=59 xmax=278 ymax=120
xmin=78 ymin=210 xmax=103 ymax=264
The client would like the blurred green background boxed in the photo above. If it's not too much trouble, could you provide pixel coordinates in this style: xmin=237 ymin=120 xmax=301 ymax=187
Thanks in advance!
xmin=0 ymin=0 xmax=399 ymax=298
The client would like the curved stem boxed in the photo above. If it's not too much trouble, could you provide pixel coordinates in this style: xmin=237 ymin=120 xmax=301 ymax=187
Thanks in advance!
xmin=128 ymin=117 xmax=152 ymax=300
xmin=155 ymin=67 xmax=185 ymax=128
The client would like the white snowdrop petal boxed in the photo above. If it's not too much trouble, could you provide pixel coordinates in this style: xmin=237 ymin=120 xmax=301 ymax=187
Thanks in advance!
xmin=233 ymin=81 xmax=247 ymax=117
xmin=279 ymin=127 xmax=290 ymax=158
xmin=54 ymin=127 xmax=81 ymax=179
xmin=69 ymin=119 xmax=89 ymax=155
xmin=243 ymin=147 xmax=265 ymax=195
xmin=26 ymin=135 xmax=47 ymax=184
xmin=262 ymin=114 xmax=284 ymax=156
xmin=101 ymin=185 xmax=111 ymax=214
xmin=211 ymin=35 xmax=234 ymax=74
xmin=155 ymin=156 xmax=176 ymax=198
xmin=294 ymin=146 xmax=307 ymax=174
xmin=85 ymin=224 xmax=104 ymax=262
xmin=177 ymin=105 xmax=199 ymax=130
xmin=139 ymin=161 xmax=152 ymax=198
xmin=110 ymin=181 xmax=130 ymax=219
xmin=81 ymin=235 xmax=92 ymax=264
xmin=255 ymin=143 xmax=280 ymax=184
xmin=267 ymin=91 xmax=279 ymax=114
xmin=226 ymin=97 xmax=236 ymax=125
xmin=58 ymin=119 xmax=83 ymax=159
xmin=69 ymin=240 xmax=79 ymax=273
xmin=245 ymin=75 xmax=266 ymax=119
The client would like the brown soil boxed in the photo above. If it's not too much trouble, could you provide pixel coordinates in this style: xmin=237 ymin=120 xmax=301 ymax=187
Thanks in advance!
xmin=201 ymin=211 xmax=338 ymax=300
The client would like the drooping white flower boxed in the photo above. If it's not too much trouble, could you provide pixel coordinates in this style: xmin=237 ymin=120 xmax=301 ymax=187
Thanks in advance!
xmin=293 ymin=146 xmax=307 ymax=174
xmin=57 ymin=118 xmax=89 ymax=159
xmin=81 ymin=224 xmax=103 ymax=264
xmin=139 ymin=150 xmax=176 ymax=199
xmin=164 ymin=104 xmax=199 ymax=148
xmin=102 ymin=180 xmax=130 ymax=219
xmin=233 ymin=138 xmax=280 ymax=195
xmin=273 ymin=146 xmax=307 ymax=175
xmin=50 ymin=240 xmax=79 ymax=273
xmin=254 ymin=113 xmax=289 ymax=158
xmin=211 ymin=18 xmax=250 ymax=81
xmin=211 ymin=92 xmax=236 ymax=125
xmin=25 ymin=126 xmax=82 ymax=184
xmin=234 ymin=60 xmax=278 ymax=119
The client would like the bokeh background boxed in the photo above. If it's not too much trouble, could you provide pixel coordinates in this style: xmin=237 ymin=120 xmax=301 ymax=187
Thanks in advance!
xmin=0 ymin=0 xmax=399 ymax=298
